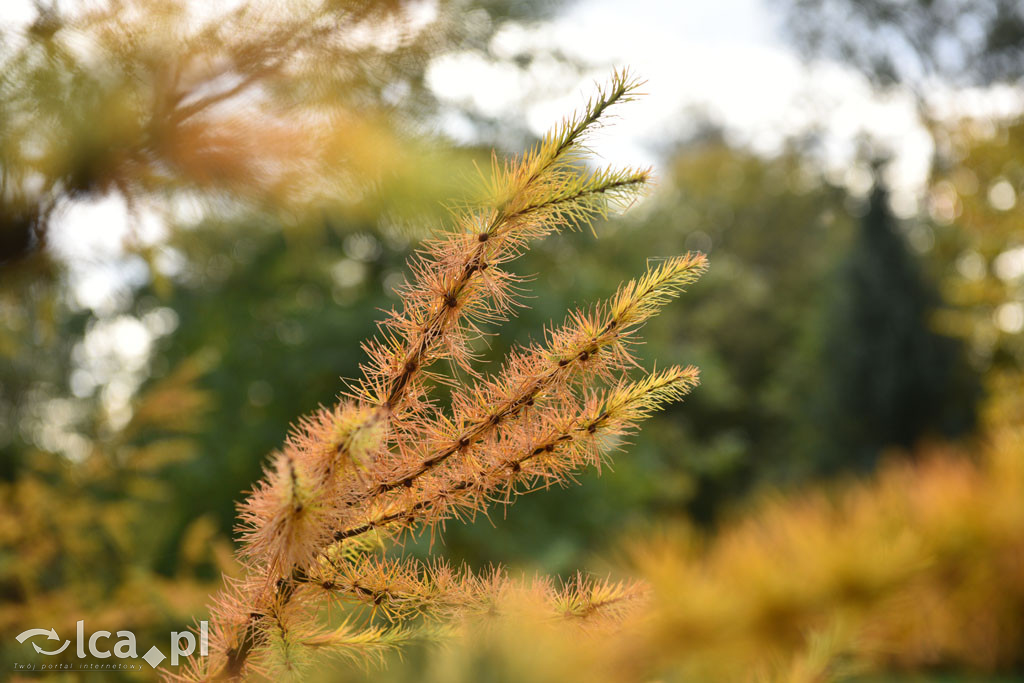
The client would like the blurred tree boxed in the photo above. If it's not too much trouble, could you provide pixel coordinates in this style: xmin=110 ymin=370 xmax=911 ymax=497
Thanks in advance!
xmin=0 ymin=0 xmax=558 ymax=267
xmin=776 ymin=0 xmax=1010 ymax=470
xmin=422 ymin=135 xmax=859 ymax=563
xmin=812 ymin=174 xmax=978 ymax=473
xmin=613 ymin=137 xmax=852 ymax=520
xmin=777 ymin=0 xmax=1024 ymax=90
xmin=145 ymin=215 xmax=403 ymax=569
xmin=930 ymin=119 xmax=1024 ymax=366
xmin=928 ymin=117 xmax=1024 ymax=401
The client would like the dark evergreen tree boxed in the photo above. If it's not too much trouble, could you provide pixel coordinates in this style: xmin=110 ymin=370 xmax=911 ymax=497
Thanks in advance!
xmin=817 ymin=173 xmax=979 ymax=472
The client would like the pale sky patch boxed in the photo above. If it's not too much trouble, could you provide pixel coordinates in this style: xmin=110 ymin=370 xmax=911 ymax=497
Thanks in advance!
xmin=427 ymin=0 xmax=959 ymax=207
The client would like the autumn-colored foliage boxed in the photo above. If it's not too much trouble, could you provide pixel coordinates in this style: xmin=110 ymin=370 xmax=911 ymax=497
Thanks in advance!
xmin=5 ymin=4 xmax=1022 ymax=681
xmin=0 ymin=0 xmax=485 ymax=266
xmin=174 ymin=71 xmax=708 ymax=680
xmin=397 ymin=414 xmax=1024 ymax=683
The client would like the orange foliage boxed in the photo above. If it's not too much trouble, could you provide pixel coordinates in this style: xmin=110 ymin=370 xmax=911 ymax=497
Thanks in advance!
xmin=175 ymin=71 xmax=709 ymax=680
xmin=411 ymin=419 xmax=1024 ymax=682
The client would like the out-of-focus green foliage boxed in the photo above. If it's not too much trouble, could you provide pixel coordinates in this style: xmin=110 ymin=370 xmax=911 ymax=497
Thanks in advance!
xmin=425 ymin=138 xmax=859 ymax=562
xmin=430 ymin=136 xmax=979 ymax=570
xmin=149 ymin=215 xmax=406 ymax=570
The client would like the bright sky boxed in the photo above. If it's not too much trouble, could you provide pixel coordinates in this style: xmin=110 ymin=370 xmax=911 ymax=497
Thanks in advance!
xmin=427 ymin=0 xmax=1021 ymax=216
xmin=429 ymin=0 xmax=943 ymax=210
